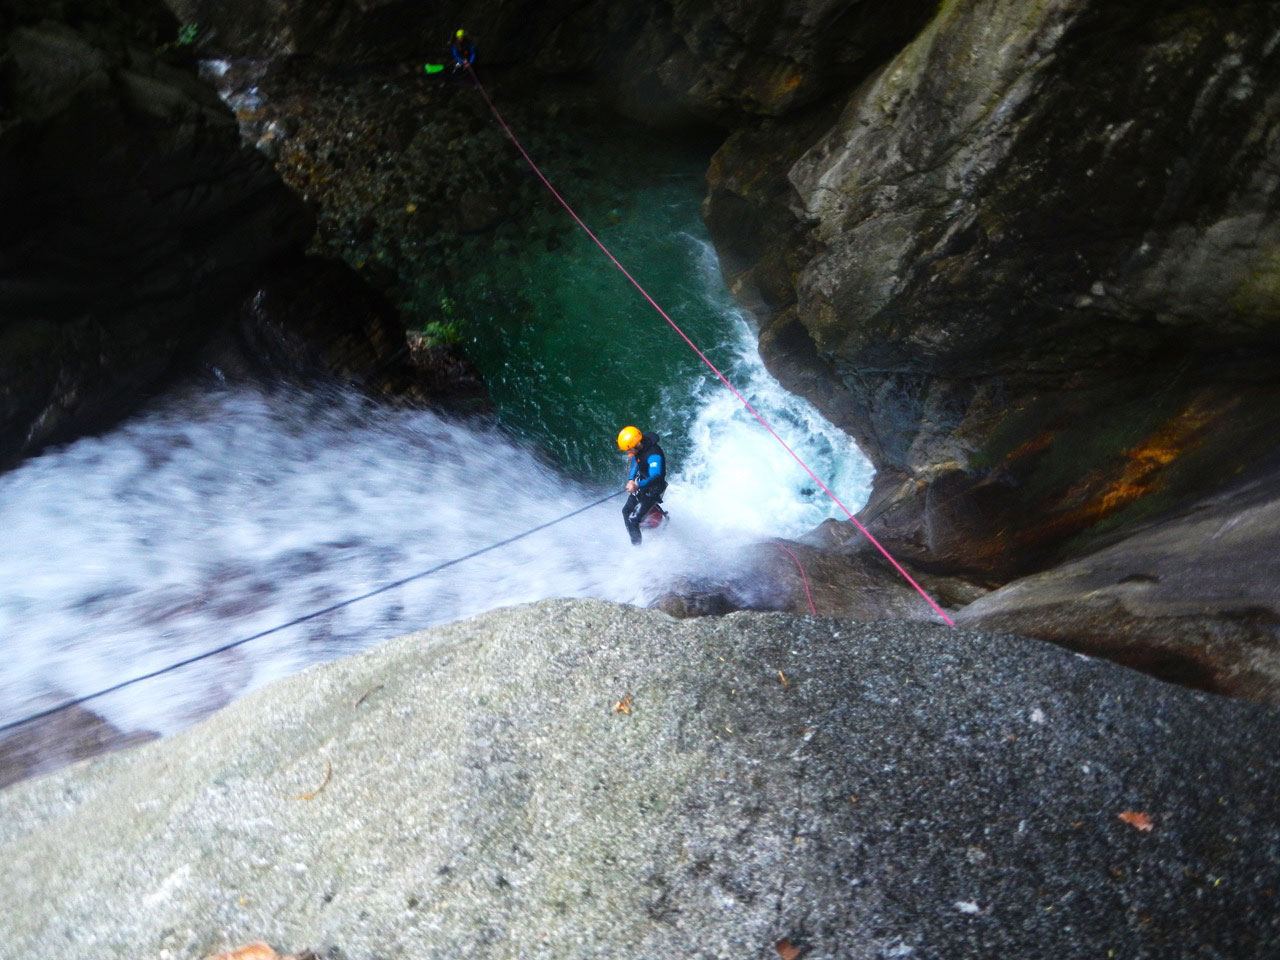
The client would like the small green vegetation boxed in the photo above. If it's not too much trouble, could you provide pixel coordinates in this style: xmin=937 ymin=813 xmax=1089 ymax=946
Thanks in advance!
xmin=420 ymin=320 xmax=462 ymax=344
xmin=156 ymin=22 xmax=198 ymax=55
xmin=414 ymin=294 xmax=465 ymax=346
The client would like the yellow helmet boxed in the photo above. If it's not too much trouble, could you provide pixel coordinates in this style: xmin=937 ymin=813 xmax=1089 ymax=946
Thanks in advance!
xmin=617 ymin=426 xmax=642 ymax=452
xmin=456 ymin=29 xmax=466 ymax=39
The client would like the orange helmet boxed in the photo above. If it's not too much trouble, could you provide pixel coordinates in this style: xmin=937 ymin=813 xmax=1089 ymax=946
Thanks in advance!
xmin=616 ymin=426 xmax=642 ymax=452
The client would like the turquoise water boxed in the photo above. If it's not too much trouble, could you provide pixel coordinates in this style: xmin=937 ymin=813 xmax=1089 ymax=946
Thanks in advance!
xmin=454 ymin=127 xmax=874 ymax=536
xmin=457 ymin=138 xmax=741 ymax=482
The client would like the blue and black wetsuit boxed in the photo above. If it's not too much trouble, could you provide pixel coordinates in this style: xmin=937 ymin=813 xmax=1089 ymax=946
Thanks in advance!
xmin=622 ymin=433 xmax=667 ymax=545
xmin=450 ymin=37 xmax=476 ymax=68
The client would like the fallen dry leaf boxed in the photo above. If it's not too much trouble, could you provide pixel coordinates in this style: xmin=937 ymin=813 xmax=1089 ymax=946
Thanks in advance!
xmin=295 ymin=759 xmax=332 ymax=800
xmin=777 ymin=669 xmax=788 ymax=686
xmin=776 ymin=938 xmax=802 ymax=960
xmin=206 ymin=944 xmax=280 ymax=960
xmin=614 ymin=693 xmax=632 ymax=715
xmin=1118 ymin=811 xmax=1154 ymax=832
xmin=206 ymin=944 xmax=318 ymax=960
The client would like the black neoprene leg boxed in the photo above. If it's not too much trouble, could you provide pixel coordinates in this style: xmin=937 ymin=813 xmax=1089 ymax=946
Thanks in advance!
xmin=623 ymin=492 xmax=658 ymax=545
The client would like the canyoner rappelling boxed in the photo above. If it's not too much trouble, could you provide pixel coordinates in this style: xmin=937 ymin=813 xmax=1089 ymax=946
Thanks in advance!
xmin=618 ymin=425 xmax=669 ymax=545
xmin=455 ymin=59 xmax=955 ymax=625
xmin=423 ymin=27 xmax=476 ymax=74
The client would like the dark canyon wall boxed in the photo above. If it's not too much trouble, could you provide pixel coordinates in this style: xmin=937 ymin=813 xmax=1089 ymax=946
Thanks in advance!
xmin=0 ymin=0 xmax=490 ymax=470
xmin=162 ymin=0 xmax=937 ymax=125
xmin=707 ymin=0 xmax=1280 ymax=581
xmin=0 ymin=1 xmax=312 ymax=464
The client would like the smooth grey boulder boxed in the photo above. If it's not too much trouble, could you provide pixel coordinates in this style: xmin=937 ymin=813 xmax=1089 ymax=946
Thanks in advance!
xmin=1 ymin=599 xmax=1277 ymax=959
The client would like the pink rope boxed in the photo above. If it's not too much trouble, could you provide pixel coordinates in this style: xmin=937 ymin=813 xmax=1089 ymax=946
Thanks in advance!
xmin=465 ymin=67 xmax=955 ymax=627
xmin=775 ymin=541 xmax=818 ymax=616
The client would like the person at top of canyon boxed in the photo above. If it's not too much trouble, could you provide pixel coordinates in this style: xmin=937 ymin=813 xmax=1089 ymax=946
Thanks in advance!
xmin=450 ymin=29 xmax=476 ymax=71
xmin=618 ymin=426 xmax=668 ymax=546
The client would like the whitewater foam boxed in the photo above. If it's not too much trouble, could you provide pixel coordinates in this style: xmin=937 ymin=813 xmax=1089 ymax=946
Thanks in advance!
xmin=0 ymin=240 xmax=871 ymax=740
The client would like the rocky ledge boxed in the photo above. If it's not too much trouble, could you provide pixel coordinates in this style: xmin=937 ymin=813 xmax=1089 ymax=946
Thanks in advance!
xmin=1 ymin=599 xmax=1277 ymax=959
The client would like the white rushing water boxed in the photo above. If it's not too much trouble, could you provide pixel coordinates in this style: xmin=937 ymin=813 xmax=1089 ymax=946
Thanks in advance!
xmin=672 ymin=239 xmax=872 ymax=537
xmin=0 ymin=257 xmax=871 ymax=740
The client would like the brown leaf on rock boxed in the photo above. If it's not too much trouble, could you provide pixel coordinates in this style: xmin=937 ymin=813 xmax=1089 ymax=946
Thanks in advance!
xmin=1118 ymin=811 xmax=1154 ymax=832
xmin=777 ymin=669 xmax=788 ymax=686
xmin=206 ymin=944 xmax=318 ymax=960
xmin=776 ymin=938 xmax=803 ymax=959
xmin=206 ymin=944 xmax=280 ymax=960
xmin=614 ymin=693 xmax=632 ymax=714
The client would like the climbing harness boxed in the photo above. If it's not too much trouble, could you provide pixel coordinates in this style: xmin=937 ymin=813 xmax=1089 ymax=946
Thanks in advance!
xmin=461 ymin=64 xmax=954 ymax=627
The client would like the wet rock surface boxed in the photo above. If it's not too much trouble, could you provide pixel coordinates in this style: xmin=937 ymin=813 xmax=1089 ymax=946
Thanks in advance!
xmin=0 ymin=1 xmax=313 ymax=467
xmin=957 ymin=454 xmax=1280 ymax=704
xmin=653 ymin=535 xmax=959 ymax=624
xmin=2 ymin=599 xmax=1278 ymax=958
xmin=223 ymin=257 xmax=488 ymax=412
xmin=706 ymin=0 xmax=1280 ymax=582
xmin=0 ymin=704 xmax=157 ymax=791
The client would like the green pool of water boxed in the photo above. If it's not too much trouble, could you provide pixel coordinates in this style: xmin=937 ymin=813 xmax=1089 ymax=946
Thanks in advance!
xmin=455 ymin=134 xmax=735 ymax=484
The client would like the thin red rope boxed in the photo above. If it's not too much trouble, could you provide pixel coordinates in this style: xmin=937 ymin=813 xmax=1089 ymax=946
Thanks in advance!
xmin=775 ymin=541 xmax=819 ymax=616
xmin=466 ymin=67 xmax=955 ymax=627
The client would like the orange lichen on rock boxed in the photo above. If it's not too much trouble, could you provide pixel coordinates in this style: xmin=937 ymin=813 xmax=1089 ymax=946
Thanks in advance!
xmin=1095 ymin=399 xmax=1221 ymax=509
xmin=1029 ymin=395 xmax=1231 ymax=542
xmin=746 ymin=63 xmax=808 ymax=112
xmin=777 ymin=68 xmax=805 ymax=94
xmin=1002 ymin=430 xmax=1056 ymax=465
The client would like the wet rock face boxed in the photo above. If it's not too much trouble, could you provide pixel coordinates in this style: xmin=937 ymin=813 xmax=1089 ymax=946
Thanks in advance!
xmin=0 ymin=705 xmax=156 ymax=791
xmin=0 ymin=0 xmax=312 ymax=467
xmin=227 ymin=258 xmax=488 ymax=413
xmin=594 ymin=0 xmax=941 ymax=124
xmin=651 ymin=534 xmax=964 ymax=623
xmin=711 ymin=0 xmax=1280 ymax=579
xmin=956 ymin=455 xmax=1280 ymax=704
xmin=163 ymin=0 xmax=938 ymax=125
